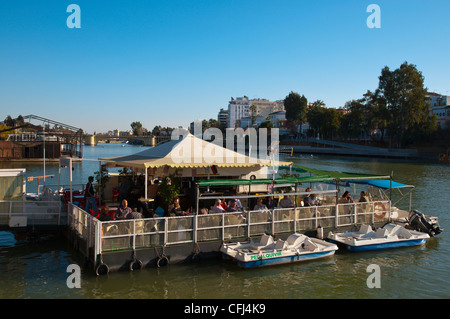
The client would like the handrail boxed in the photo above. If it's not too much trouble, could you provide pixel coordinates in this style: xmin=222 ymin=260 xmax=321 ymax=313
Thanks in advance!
xmin=66 ymin=199 xmax=391 ymax=256
xmin=0 ymin=200 xmax=62 ymax=226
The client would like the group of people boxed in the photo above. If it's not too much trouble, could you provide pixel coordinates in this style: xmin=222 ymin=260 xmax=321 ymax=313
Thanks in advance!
xmin=211 ymin=198 xmax=246 ymax=214
xmin=209 ymin=195 xmax=295 ymax=214
xmin=340 ymin=190 xmax=370 ymax=203
xmin=96 ymin=199 xmax=142 ymax=221
xmin=88 ymin=171 xmax=373 ymax=222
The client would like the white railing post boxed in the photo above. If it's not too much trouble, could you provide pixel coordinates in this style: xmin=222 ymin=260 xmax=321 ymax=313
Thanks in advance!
xmin=247 ymin=211 xmax=251 ymax=238
xmin=193 ymin=215 xmax=197 ymax=244
xmin=294 ymin=208 xmax=297 ymax=233
xmin=221 ymin=213 xmax=224 ymax=241
xmin=132 ymin=220 xmax=136 ymax=251
xmin=335 ymin=204 xmax=339 ymax=228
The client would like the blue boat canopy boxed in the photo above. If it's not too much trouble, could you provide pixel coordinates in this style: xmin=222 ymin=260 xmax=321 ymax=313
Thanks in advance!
xmin=348 ymin=179 xmax=413 ymax=189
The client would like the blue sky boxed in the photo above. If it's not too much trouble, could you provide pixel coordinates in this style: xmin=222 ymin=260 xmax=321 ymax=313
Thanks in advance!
xmin=1 ymin=0 xmax=449 ymax=134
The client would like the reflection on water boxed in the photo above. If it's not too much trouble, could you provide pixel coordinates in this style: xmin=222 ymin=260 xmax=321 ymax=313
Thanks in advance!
xmin=1 ymin=148 xmax=449 ymax=299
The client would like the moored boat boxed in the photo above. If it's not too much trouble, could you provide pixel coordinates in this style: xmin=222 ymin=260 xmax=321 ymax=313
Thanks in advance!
xmin=327 ymin=223 xmax=429 ymax=252
xmin=220 ymin=233 xmax=338 ymax=268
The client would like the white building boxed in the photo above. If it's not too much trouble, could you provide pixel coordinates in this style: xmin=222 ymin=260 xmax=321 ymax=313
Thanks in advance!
xmin=217 ymin=108 xmax=228 ymax=128
xmin=227 ymin=96 xmax=251 ymax=128
xmin=240 ymin=116 xmax=266 ymax=129
xmin=227 ymin=96 xmax=285 ymax=128
xmin=249 ymin=98 xmax=285 ymax=118
xmin=427 ymin=92 xmax=450 ymax=129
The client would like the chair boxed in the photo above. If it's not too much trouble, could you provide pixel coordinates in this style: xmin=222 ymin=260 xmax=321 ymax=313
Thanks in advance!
xmin=89 ymin=209 xmax=99 ymax=218
xmin=112 ymin=187 xmax=119 ymax=204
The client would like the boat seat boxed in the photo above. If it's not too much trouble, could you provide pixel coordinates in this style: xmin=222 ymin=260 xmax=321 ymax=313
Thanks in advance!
xmin=375 ymin=228 xmax=389 ymax=238
xmin=394 ymin=227 xmax=413 ymax=239
xmin=301 ymin=238 xmax=319 ymax=251
xmin=359 ymin=224 xmax=373 ymax=234
xmin=286 ymin=233 xmax=308 ymax=249
xmin=383 ymin=224 xmax=413 ymax=239
xmin=274 ymin=239 xmax=287 ymax=250
xmin=250 ymin=234 xmax=274 ymax=250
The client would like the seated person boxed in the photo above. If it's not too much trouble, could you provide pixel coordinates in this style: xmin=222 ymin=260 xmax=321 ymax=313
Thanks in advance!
xmin=97 ymin=206 xmax=112 ymax=221
xmin=171 ymin=197 xmax=188 ymax=216
xmin=305 ymin=193 xmax=319 ymax=206
xmin=126 ymin=208 xmax=143 ymax=219
xmin=153 ymin=206 xmax=165 ymax=218
xmin=253 ymin=198 xmax=267 ymax=210
xmin=341 ymin=191 xmax=353 ymax=203
xmin=267 ymin=197 xmax=277 ymax=210
xmin=115 ymin=199 xmax=133 ymax=220
xmin=220 ymin=198 xmax=229 ymax=210
xmin=167 ymin=204 xmax=176 ymax=217
xmin=228 ymin=198 xmax=243 ymax=210
xmin=226 ymin=199 xmax=240 ymax=212
xmin=212 ymin=199 xmax=226 ymax=213
xmin=359 ymin=191 xmax=370 ymax=202
xmin=279 ymin=195 xmax=294 ymax=208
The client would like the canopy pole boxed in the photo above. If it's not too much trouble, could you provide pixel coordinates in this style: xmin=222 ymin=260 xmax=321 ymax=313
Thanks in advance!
xmin=196 ymin=184 xmax=200 ymax=214
xmin=144 ymin=167 xmax=148 ymax=200
xmin=390 ymin=172 xmax=393 ymax=200
xmin=335 ymin=180 xmax=339 ymax=205
xmin=98 ymin=161 xmax=102 ymax=206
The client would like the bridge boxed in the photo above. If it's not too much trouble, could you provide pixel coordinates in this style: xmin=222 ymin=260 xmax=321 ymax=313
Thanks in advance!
xmin=84 ymin=134 xmax=171 ymax=147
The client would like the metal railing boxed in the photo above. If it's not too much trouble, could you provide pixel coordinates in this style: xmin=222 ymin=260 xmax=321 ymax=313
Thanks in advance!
xmin=67 ymin=200 xmax=391 ymax=267
xmin=0 ymin=200 xmax=62 ymax=227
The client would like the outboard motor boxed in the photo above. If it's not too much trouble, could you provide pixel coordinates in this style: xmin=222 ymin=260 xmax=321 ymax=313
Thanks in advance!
xmin=408 ymin=210 xmax=443 ymax=237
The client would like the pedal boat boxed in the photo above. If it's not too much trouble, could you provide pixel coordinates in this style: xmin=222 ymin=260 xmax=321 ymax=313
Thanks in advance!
xmin=327 ymin=224 xmax=429 ymax=252
xmin=220 ymin=233 xmax=338 ymax=268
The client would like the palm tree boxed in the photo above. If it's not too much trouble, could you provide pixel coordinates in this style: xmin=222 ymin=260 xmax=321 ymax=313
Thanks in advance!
xmin=250 ymin=104 xmax=257 ymax=126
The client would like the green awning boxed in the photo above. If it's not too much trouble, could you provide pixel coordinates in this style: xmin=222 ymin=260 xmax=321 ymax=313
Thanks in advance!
xmin=197 ymin=175 xmax=334 ymax=187
xmin=293 ymin=165 xmax=390 ymax=181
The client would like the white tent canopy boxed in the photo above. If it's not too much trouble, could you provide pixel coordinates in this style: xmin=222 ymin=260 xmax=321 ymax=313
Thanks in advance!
xmin=99 ymin=133 xmax=291 ymax=169
xmin=99 ymin=133 xmax=292 ymax=199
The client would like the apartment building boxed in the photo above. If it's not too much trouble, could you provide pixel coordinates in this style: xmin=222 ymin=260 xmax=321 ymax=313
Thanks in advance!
xmin=227 ymin=96 xmax=285 ymax=128
xmin=427 ymin=92 xmax=450 ymax=129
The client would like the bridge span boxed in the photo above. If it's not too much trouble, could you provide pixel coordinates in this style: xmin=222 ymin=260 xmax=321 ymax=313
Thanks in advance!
xmin=84 ymin=134 xmax=171 ymax=147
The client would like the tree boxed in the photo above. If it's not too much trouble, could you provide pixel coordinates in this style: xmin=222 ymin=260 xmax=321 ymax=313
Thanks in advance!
xmin=322 ymin=108 xmax=343 ymax=139
xmin=284 ymin=91 xmax=308 ymax=135
xmin=376 ymin=62 xmax=436 ymax=147
xmin=152 ymin=125 xmax=162 ymax=135
xmin=306 ymin=103 xmax=325 ymax=138
xmin=249 ymin=104 xmax=257 ymax=126
xmin=130 ymin=121 xmax=143 ymax=136
xmin=4 ymin=115 xmax=14 ymax=127
xmin=363 ymin=90 xmax=389 ymax=143
xmin=341 ymin=99 xmax=367 ymax=139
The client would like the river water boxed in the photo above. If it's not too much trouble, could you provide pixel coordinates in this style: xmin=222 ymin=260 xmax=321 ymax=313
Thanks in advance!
xmin=0 ymin=143 xmax=449 ymax=299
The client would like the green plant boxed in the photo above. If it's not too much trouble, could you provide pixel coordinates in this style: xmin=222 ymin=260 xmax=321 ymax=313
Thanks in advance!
xmin=94 ymin=165 xmax=109 ymax=200
xmin=158 ymin=174 xmax=180 ymax=205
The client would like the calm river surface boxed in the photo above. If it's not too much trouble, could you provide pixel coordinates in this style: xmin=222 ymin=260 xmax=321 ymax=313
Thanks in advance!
xmin=0 ymin=143 xmax=449 ymax=299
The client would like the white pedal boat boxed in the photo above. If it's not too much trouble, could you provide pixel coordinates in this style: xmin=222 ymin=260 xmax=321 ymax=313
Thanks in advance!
xmin=220 ymin=233 xmax=338 ymax=268
xmin=327 ymin=223 xmax=429 ymax=252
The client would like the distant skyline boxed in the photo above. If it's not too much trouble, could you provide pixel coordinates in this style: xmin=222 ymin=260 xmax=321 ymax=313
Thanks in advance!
xmin=1 ymin=0 xmax=449 ymax=134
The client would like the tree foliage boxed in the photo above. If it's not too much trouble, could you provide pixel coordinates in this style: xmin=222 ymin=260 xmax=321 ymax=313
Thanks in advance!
xmin=376 ymin=61 xmax=437 ymax=146
xmin=284 ymin=91 xmax=308 ymax=126
xmin=130 ymin=121 xmax=143 ymax=136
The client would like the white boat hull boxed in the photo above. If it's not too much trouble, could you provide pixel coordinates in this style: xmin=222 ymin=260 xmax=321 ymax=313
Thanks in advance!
xmin=221 ymin=234 xmax=338 ymax=268
xmin=327 ymin=223 xmax=429 ymax=252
